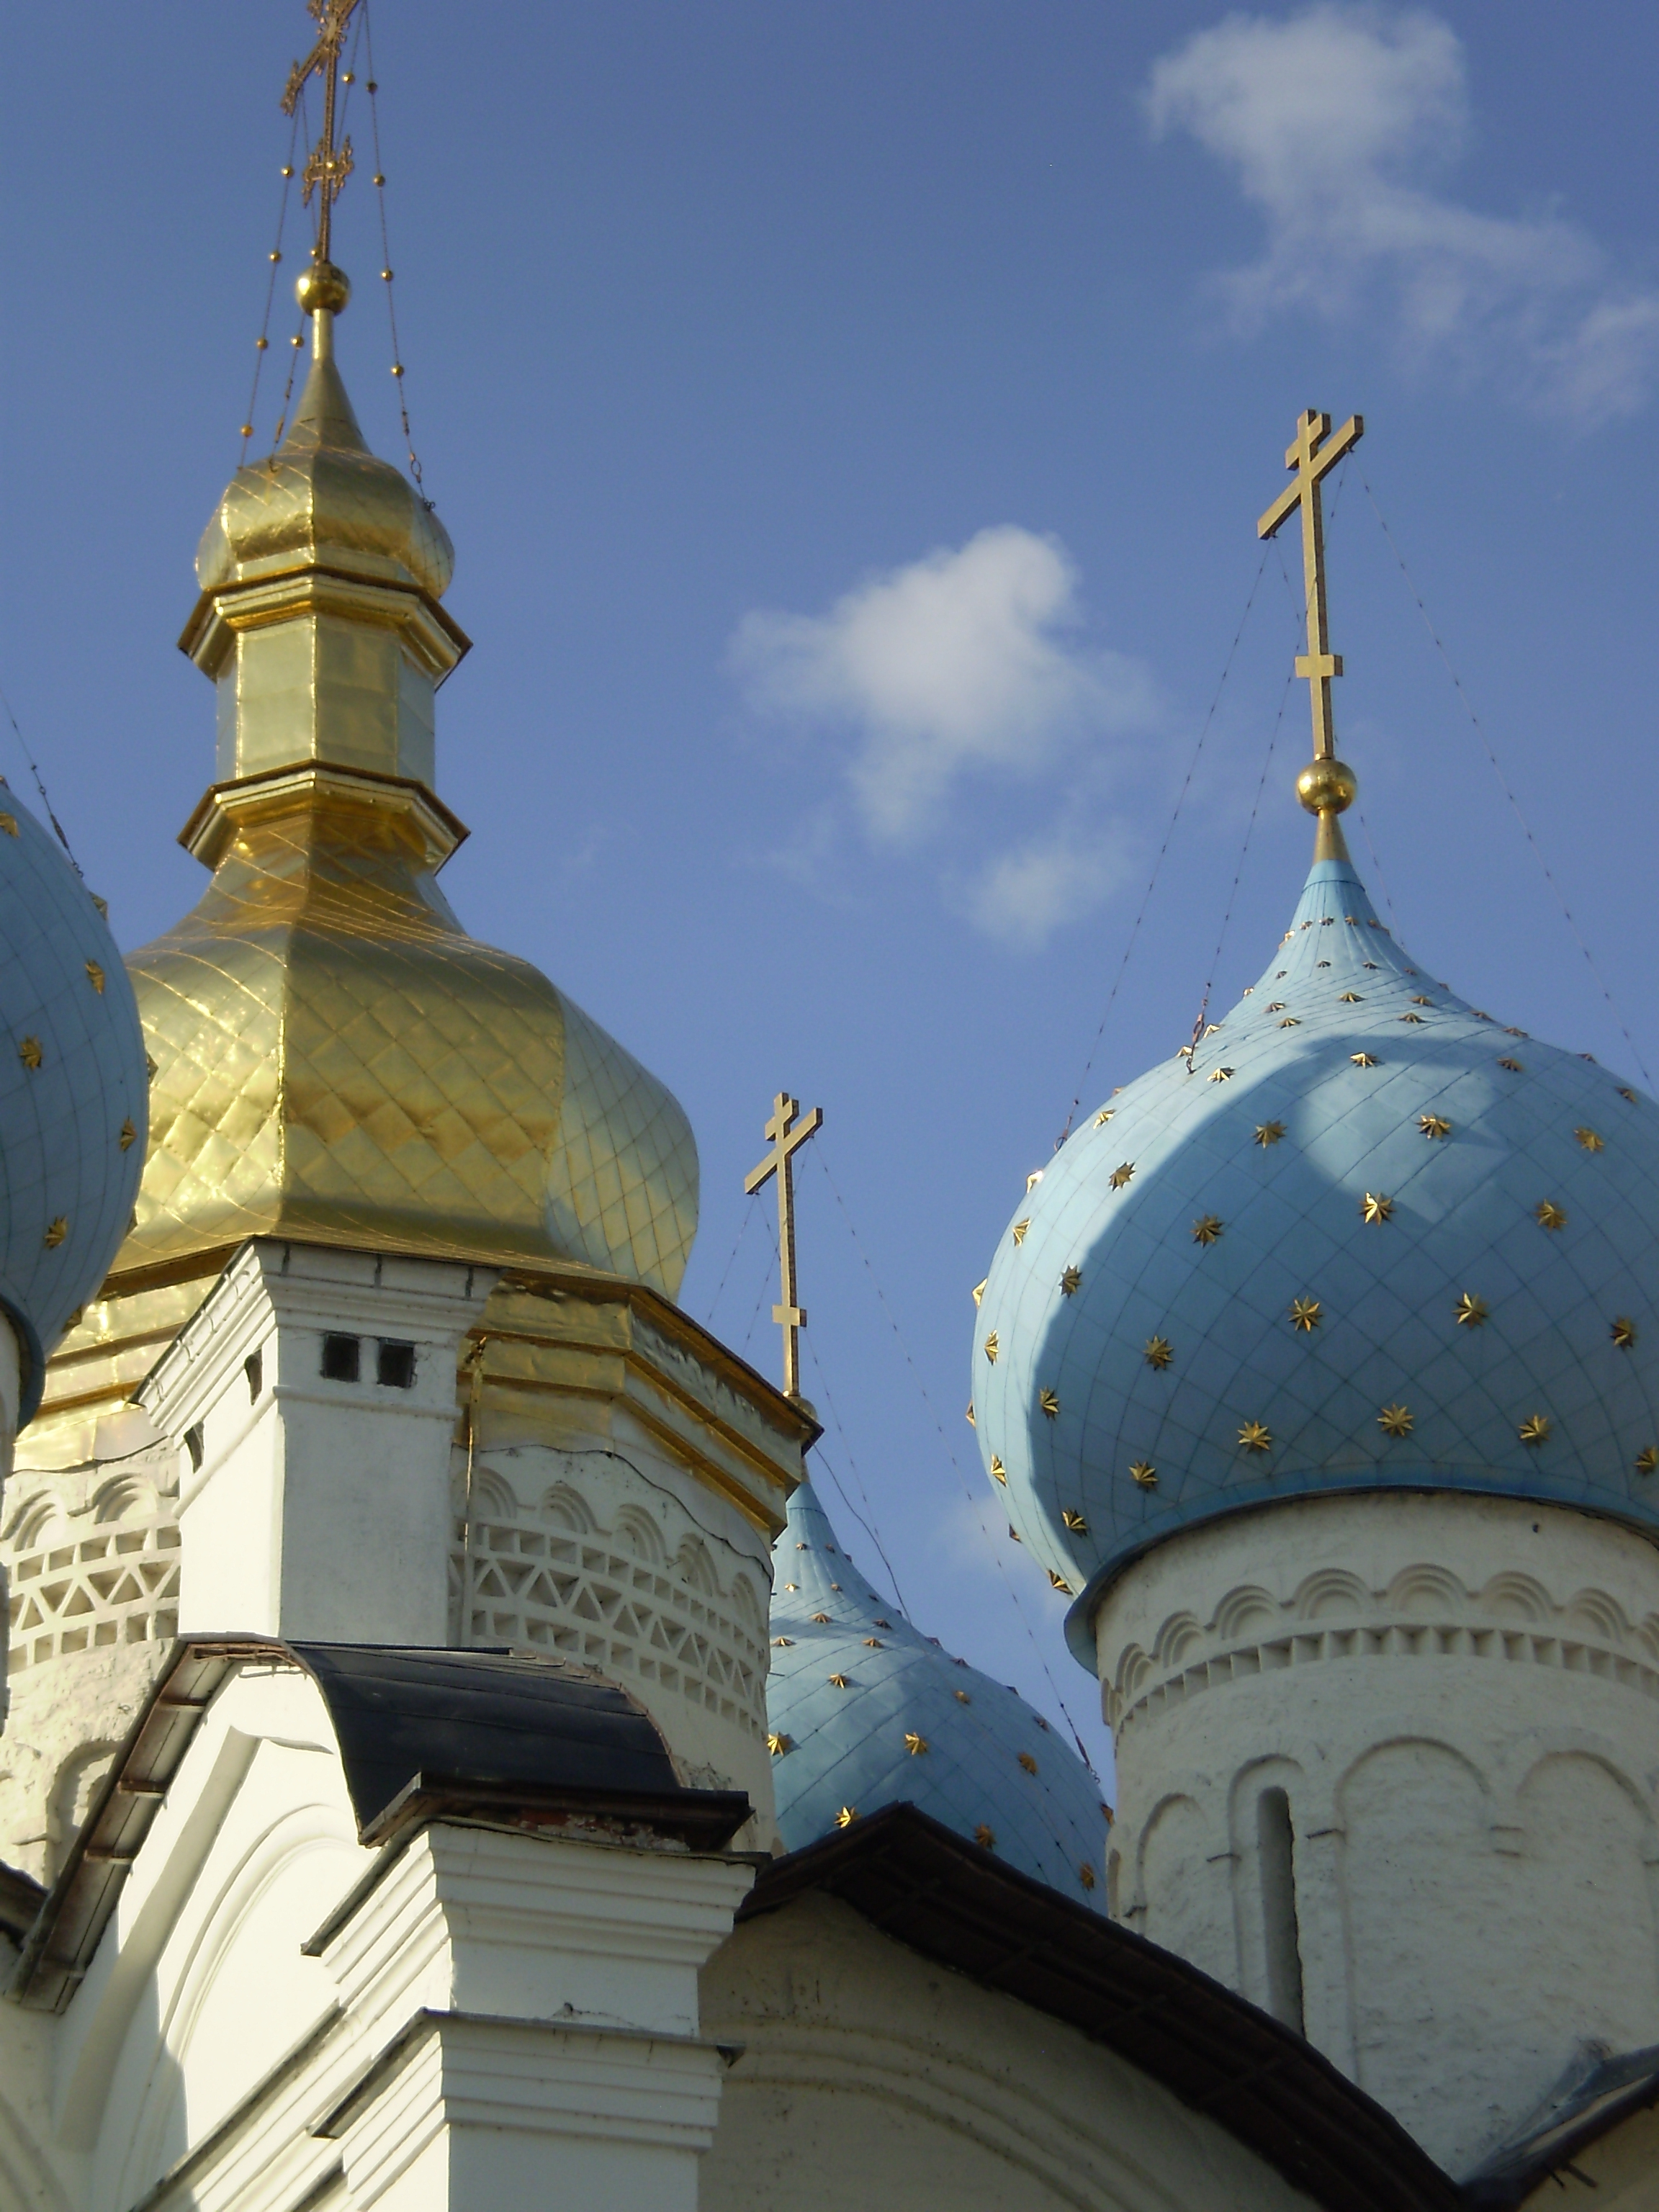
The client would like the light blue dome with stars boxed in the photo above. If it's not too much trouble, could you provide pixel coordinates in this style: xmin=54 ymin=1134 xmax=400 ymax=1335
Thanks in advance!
xmin=974 ymin=842 xmax=1659 ymax=1663
xmin=767 ymin=1478 xmax=1110 ymax=1907
xmin=0 ymin=785 xmax=147 ymax=1418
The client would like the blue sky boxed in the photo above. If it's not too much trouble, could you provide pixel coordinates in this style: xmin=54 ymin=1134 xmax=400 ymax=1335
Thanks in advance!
xmin=5 ymin=2 xmax=1659 ymax=1781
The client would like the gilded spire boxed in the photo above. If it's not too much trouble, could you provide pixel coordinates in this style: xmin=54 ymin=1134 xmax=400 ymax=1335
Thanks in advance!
xmin=1258 ymin=408 xmax=1364 ymax=862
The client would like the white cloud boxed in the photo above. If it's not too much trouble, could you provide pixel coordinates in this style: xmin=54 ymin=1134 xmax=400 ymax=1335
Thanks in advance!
xmin=1146 ymin=4 xmax=1659 ymax=415
xmin=731 ymin=526 xmax=1159 ymax=845
xmin=963 ymin=817 xmax=1133 ymax=949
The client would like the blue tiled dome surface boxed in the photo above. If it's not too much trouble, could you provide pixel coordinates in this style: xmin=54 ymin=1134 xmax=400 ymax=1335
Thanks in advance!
xmin=766 ymin=1478 xmax=1109 ymax=1906
xmin=973 ymin=851 xmax=1659 ymax=1655
xmin=0 ymin=788 xmax=147 ymax=1413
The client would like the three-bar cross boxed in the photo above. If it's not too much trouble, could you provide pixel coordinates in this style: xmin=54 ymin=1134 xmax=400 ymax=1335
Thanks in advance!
xmin=282 ymin=0 xmax=361 ymax=266
xmin=1258 ymin=408 xmax=1364 ymax=763
xmin=744 ymin=1092 xmax=823 ymax=1403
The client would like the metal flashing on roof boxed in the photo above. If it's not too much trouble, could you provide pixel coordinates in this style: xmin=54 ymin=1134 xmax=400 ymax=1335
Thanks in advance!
xmin=1465 ymin=2041 xmax=1659 ymax=2207
xmin=8 ymin=1637 xmax=752 ymax=2013
xmin=742 ymin=1802 xmax=1462 ymax=2212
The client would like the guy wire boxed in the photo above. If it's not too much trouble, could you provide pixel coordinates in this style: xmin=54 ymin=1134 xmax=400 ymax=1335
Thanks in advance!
xmin=0 ymin=680 xmax=79 ymax=873
xmin=241 ymin=106 xmax=302 ymax=457
xmin=362 ymin=4 xmax=431 ymax=500
xmin=1054 ymin=543 xmax=1272 ymax=1150
xmin=1360 ymin=472 xmax=1655 ymax=1089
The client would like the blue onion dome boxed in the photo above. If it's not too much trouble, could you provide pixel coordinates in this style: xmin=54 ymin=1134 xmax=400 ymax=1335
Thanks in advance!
xmin=974 ymin=843 xmax=1659 ymax=1660
xmin=0 ymin=788 xmax=147 ymax=1416
xmin=767 ymin=1478 xmax=1109 ymax=1905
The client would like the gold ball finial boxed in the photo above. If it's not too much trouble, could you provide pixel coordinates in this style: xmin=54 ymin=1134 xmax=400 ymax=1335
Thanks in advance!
xmin=296 ymin=260 xmax=351 ymax=316
xmin=1297 ymin=757 xmax=1358 ymax=817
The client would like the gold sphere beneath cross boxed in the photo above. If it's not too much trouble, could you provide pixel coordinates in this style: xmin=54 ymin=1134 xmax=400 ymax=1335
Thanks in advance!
xmin=1297 ymin=757 xmax=1358 ymax=817
xmin=296 ymin=259 xmax=351 ymax=315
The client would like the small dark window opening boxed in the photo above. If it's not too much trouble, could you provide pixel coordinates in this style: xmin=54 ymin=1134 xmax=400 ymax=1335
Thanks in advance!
xmin=321 ymin=1333 xmax=361 ymax=1383
xmin=184 ymin=1422 xmax=204 ymax=1473
xmin=1258 ymin=1786 xmax=1306 ymax=2036
xmin=377 ymin=1339 xmax=416 ymax=1390
xmin=244 ymin=1349 xmax=263 ymax=1403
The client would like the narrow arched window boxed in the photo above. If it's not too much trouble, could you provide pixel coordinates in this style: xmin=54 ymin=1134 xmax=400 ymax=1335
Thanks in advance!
xmin=1257 ymin=1786 xmax=1305 ymax=2035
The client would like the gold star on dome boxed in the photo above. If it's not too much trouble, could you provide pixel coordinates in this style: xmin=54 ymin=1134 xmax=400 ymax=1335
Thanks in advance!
xmin=772 ymin=1636 xmax=793 ymax=1647
xmin=1364 ymin=962 xmax=1380 ymax=971
xmin=972 ymin=1278 xmax=987 ymax=1306
xmin=965 ymin=1402 xmax=975 ymax=1426
xmin=873 ymin=1617 xmax=889 ymax=1627
xmin=85 ymin=961 xmax=105 ymax=994
xmin=1255 ymin=1121 xmax=1285 ymax=1146
xmin=1062 ymin=1508 xmax=1087 ymax=1532
xmin=1339 ymin=992 xmax=1362 ymax=1002
xmin=1637 ymin=1447 xmax=1658 ymax=1476
xmin=119 ymin=1118 xmax=137 ymax=1151
xmin=984 ymin=1331 xmax=999 ymax=1362
xmin=1399 ymin=1013 xmax=1425 ymax=1024
xmin=1518 ymin=1413 xmax=1552 ymax=1447
xmin=1268 ymin=1001 xmax=1287 ymax=1012
xmin=1455 ymin=1292 xmax=1489 ymax=1328
xmin=1351 ymin=1052 xmax=1379 ymax=1067
xmin=1619 ymin=1087 xmax=1639 ymax=1104
xmin=1012 ymin=1218 xmax=1030 ymax=1244
xmin=1192 ymin=1214 xmax=1223 ymax=1244
xmin=1060 ymin=1264 xmax=1082 ymax=1295
xmin=1238 ymin=1421 xmax=1273 ymax=1454
xmin=1130 ymin=1461 xmax=1158 ymax=1487
xmin=1362 ymin=1192 xmax=1393 ymax=1224
xmin=904 ymin=1732 xmax=928 ymax=1755
xmin=811 ymin=1611 xmax=832 ymax=1624
xmin=976 ymin=1824 xmax=996 ymax=1848
xmin=1498 ymin=1057 xmax=1524 ymax=1072
xmin=1039 ymin=1388 xmax=1060 ymax=1418
xmin=1419 ymin=1113 xmax=1452 ymax=1138
xmin=956 ymin=1689 xmax=971 ymax=1704
xmin=1144 ymin=1336 xmax=1174 ymax=1370
xmin=1047 ymin=1571 xmax=1072 ymax=1592
xmin=18 ymin=1038 xmax=41 ymax=1071
xmin=1290 ymin=1297 xmax=1322 ymax=1331
xmin=1575 ymin=1127 xmax=1605 ymax=1152
xmin=1536 ymin=1200 xmax=1568 ymax=1231
xmin=1506 ymin=1028 xmax=1528 ymax=1038
xmin=1411 ymin=994 xmax=1433 ymax=1005
xmin=1094 ymin=1106 xmax=1115 ymax=1125
xmin=1377 ymin=1403 xmax=1413 ymax=1437
xmin=828 ymin=1673 xmax=850 ymax=1688
xmin=863 ymin=1637 xmax=884 ymax=1648
xmin=1079 ymin=1862 xmax=1097 ymax=1892
xmin=768 ymin=1732 xmax=793 ymax=1756
xmin=42 ymin=1218 xmax=67 ymax=1249
xmin=1613 ymin=1317 xmax=1637 ymax=1349
xmin=1208 ymin=1066 xmax=1236 ymax=1082
xmin=1019 ymin=1752 xmax=1040 ymax=1775
xmin=835 ymin=1806 xmax=858 ymax=1827
xmin=1109 ymin=1161 xmax=1135 ymax=1190
xmin=989 ymin=1455 xmax=1007 ymax=1484
xmin=1280 ymin=1017 xmax=1301 ymax=1028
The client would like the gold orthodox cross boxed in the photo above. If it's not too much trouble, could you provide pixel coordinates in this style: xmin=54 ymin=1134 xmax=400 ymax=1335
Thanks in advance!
xmin=1258 ymin=408 xmax=1364 ymax=763
xmin=282 ymin=0 xmax=361 ymax=266
xmin=744 ymin=1092 xmax=823 ymax=1402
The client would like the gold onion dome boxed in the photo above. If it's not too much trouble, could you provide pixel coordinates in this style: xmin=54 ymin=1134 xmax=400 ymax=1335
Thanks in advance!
xmin=120 ymin=279 xmax=697 ymax=1294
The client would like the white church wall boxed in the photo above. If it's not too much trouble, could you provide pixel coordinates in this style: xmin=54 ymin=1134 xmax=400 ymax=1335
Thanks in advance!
xmin=455 ymin=1423 xmax=778 ymax=1840
xmin=698 ymin=1890 xmax=1322 ymax=2212
xmin=1093 ymin=1489 xmax=1659 ymax=2177
xmin=33 ymin=1661 xmax=755 ymax=2212
xmin=138 ymin=1242 xmax=498 ymax=1646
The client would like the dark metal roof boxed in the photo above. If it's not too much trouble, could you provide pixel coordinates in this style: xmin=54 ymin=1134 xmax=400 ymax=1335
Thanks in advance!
xmin=0 ymin=1859 xmax=46 ymax=1946
xmin=9 ymin=1637 xmax=750 ymax=2013
xmin=1465 ymin=2042 xmax=1659 ymax=2207
xmin=742 ymin=1803 xmax=1463 ymax=2212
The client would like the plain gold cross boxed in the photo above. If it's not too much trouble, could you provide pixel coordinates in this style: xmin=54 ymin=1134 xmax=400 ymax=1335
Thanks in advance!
xmin=1258 ymin=408 xmax=1364 ymax=763
xmin=744 ymin=1092 xmax=823 ymax=1403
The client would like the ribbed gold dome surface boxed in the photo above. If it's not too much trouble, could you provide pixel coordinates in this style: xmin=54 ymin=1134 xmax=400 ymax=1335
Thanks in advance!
xmin=115 ymin=302 xmax=698 ymax=1298
xmin=196 ymin=346 xmax=454 ymax=599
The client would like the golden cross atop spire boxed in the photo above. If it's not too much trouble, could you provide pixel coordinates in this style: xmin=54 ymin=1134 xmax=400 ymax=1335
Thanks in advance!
xmin=282 ymin=0 xmax=360 ymax=271
xmin=1258 ymin=408 xmax=1364 ymax=855
xmin=744 ymin=1092 xmax=823 ymax=1403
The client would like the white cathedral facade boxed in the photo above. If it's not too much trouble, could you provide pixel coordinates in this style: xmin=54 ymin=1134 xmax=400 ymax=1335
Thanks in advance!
xmin=1 ymin=45 xmax=1657 ymax=2212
